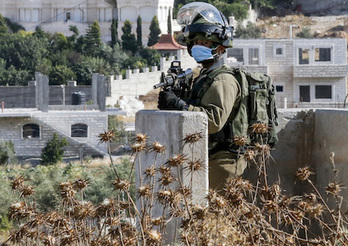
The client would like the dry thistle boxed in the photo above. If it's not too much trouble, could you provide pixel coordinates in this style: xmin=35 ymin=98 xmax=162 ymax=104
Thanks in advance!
xmin=144 ymin=165 xmax=156 ymax=177
xmin=263 ymin=200 xmax=278 ymax=214
xmin=178 ymin=186 xmax=192 ymax=198
xmin=98 ymin=129 xmax=116 ymax=144
xmin=18 ymin=185 xmax=35 ymax=198
xmin=145 ymin=229 xmax=162 ymax=244
xmin=11 ymin=175 xmax=25 ymax=191
xmin=9 ymin=201 xmax=35 ymax=220
xmin=95 ymin=198 xmax=119 ymax=217
xmin=254 ymin=143 xmax=271 ymax=155
xmin=131 ymin=143 xmax=147 ymax=153
xmin=150 ymin=141 xmax=166 ymax=154
xmin=73 ymin=178 xmax=89 ymax=190
xmin=234 ymin=136 xmax=248 ymax=146
xmin=135 ymin=133 xmax=148 ymax=144
xmin=158 ymin=167 xmax=175 ymax=186
xmin=156 ymin=189 xmax=180 ymax=206
xmin=113 ymin=178 xmax=131 ymax=191
xmin=296 ymin=166 xmax=313 ymax=181
xmin=151 ymin=216 xmax=165 ymax=226
xmin=165 ymin=154 xmax=186 ymax=167
xmin=187 ymin=160 xmax=203 ymax=172
xmin=307 ymin=203 xmax=324 ymax=218
xmin=207 ymin=190 xmax=226 ymax=212
xmin=137 ymin=184 xmax=152 ymax=198
xmin=250 ymin=122 xmax=269 ymax=134
xmin=325 ymin=181 xmax=342 ymax=196
xmin=183 ymin=132 xmax=203 ymax=144
xmin=244 ymin=148 xmax=256 ymax=162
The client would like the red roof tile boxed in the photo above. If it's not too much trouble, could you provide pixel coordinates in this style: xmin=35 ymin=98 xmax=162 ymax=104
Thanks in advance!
xmin=149 ymin=34 xmax=186 ymax=50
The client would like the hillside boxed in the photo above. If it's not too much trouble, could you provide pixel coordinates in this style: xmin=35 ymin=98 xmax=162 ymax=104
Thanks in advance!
xmin=256 ymin=14 xmax=348 ymax=40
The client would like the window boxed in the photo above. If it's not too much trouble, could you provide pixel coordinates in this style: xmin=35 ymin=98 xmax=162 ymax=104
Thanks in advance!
xmin=248 ymin=48 xmax=259 ymax=65
xmin=299 ymin=86 xmax=310 ymax=102
xmin=71 ymin=124 xmax=88 ymax=138
xmin=23 ymin=124 xmax=40 ymax=139
xmin=66 ymin=12 xmax=71 ymax=21
xmin=276 ymin=48 xmax=283 ymax=55
xmin=276 ymin=85 xmax=284 ymax=93
xmin=274 ymin=45 xmax=285 ymax=57
xmin=227 ymin=48 xmax=243 ymax=62
xmin=315 ymin=48 xmax=331 ymax=62
xmin=299 ymin=48 xmax=309 ymax=64
xmin=315 ymin=85 xmax=332 ymax=99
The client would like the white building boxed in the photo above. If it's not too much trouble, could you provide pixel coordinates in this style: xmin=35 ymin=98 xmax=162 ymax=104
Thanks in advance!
xmin=0 ymin=0 xmax=174 ymax=45
xmin=227 ymin=38 xmax=348 ymax=108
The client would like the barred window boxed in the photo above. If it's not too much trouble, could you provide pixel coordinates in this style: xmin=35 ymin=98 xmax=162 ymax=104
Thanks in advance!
xmin=71 ymin=124 xmax=88 ymax=138
xmin=23 ymin=124 xmax=40 ymax=139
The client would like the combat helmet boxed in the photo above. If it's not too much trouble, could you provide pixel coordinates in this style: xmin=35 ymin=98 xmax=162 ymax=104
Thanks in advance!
xmin=176 ymin=2 xmax=233 ymax=55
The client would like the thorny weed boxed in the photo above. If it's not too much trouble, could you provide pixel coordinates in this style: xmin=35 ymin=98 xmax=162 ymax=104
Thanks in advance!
xmin=2 ymin=126 xmax=348 ymax=246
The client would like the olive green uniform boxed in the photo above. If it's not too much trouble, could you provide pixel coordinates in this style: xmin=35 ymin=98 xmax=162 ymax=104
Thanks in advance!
xmin=186 ymin=58 xmax=247 ymax=190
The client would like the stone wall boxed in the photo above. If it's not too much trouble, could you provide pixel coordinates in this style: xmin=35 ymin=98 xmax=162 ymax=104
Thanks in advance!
xmin=0 ymin=111 xmax=108 ymax=162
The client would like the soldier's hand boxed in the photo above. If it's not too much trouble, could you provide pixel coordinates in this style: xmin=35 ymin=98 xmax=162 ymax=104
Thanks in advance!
xmin=157 ymin=90 xmax=187 ymax=110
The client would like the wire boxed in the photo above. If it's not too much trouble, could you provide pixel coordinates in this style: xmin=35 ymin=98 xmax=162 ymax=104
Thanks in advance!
xmin=25 ymin=0 xmax=90 ymax=31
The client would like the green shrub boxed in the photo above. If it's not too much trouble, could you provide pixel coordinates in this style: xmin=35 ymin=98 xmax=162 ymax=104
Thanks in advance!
xmin=40 ymin=133 xmax=68 ymax=165
xmin=0 ymin=140 xmax=15 ymax=165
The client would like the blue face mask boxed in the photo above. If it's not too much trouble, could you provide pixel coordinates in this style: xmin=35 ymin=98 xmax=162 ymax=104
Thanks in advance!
xmin=191 ymin=45 xmax=214 ymax=63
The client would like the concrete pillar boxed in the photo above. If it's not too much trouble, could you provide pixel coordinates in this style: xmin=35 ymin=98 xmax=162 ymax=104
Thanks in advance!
xmin=135 ymin=110 xmax=209 ymax=243
xmin=126 ymin=69 xmax=132 ymax=79
xmin=92 ymin=73 xmax=98 ymax=105
xmin=97 ymin=74 xmax=106 ymax=112
xmin=35 ymin=72 xmax=49 ymax=112
xmin=160 ymin=56 xmax=166 ymax=71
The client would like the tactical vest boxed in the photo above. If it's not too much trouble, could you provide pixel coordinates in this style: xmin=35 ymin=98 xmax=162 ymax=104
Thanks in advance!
xmin=188 ymin=65 xmax=278 ymax=153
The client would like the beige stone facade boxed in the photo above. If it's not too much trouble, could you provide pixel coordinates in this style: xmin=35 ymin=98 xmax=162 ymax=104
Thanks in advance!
xmin=0 ymin=0 xmax=173 ymax=44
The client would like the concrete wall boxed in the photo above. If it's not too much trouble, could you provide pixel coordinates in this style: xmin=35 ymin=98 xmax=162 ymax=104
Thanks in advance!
xmin=106 ymin=54 xmax=195 ymax=105
xmin=136 ymin=109 xmax=348 ymax=229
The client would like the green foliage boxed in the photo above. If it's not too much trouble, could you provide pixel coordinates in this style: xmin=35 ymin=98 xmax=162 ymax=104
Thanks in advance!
xmin=40 ymin=133 xmax=68 ymax=165
xmin=0 ymin=140 xmax=15 ymax=165
xmin=84 ymin=20 xmax=102 ymax=56
xmin=147 ymin=15 xmax=161 ymax=47
xmin=0 ymin=14 xmax=8 ymax=35
xmin=4 ymin=17 xmax=24 ymax=33
xmin=49 ymin=65 xmax=75 ymax=85
xmin=234 ymin=22 xmax=262 ymax=39
xmin=0 ymin=32 xmax=47 ymax=73
xmin=110 ymin=19 xmax=119 ymax=47
xmin=296 ymin=27 xmax=313 ymax=39
xmin=167 ymin=10 xmax=172 ymax=34
xmin=138 ymin=47 xmax=161 ymax=67
xmin=121 ymin=20 xmax=138 ymax=54
xmin=136 ymin=16 xmax=142 ymax=47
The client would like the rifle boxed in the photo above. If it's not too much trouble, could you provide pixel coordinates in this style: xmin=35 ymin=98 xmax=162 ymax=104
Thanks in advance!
xmin=153 ymin=61 xmax=193 ymax=97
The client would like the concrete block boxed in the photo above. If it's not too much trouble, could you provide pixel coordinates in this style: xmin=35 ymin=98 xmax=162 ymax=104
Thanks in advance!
xmin=135 ymin=110 xmax=209 ymax=242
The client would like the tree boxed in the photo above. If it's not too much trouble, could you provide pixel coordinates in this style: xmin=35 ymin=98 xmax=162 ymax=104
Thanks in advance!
xmin=84 ymin=20 xmax=102 ymax=56
xmin=148 ymin=15 xmax=161 ymax=47
xmin=121 ymin=20 xmax=137 ymax=53
xmin=136 ymin=16 xmax=142 ymax=47
xmin=234 ymin=22 xmax=261 ymax=39
xmin=49 ymin=65 xmax=75 ymax=85
xmin=0 ymin=14 xmax=8 ymax=35
xmin=110 ymin=19 xmax=119 ymax=47
xmin=41 ymin=133 xmax=68 ymax=165
xmin=296 ymin=27 xmax=313 ymax=38
xmin=0 ymin=140 xmax=15 ymax=165
xmin=167 ymin=10 xmax=172 ymax=34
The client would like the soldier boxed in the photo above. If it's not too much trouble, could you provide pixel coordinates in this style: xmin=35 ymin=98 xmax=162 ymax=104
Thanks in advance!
xmin=157 ymin=2 xmax=247 ymax=190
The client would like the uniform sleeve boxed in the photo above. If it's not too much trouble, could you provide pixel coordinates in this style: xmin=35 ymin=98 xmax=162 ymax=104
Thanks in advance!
xmin=187 ymin=73 xmax=240 ymax=134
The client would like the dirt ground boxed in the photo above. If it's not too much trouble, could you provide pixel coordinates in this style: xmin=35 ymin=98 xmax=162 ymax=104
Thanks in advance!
xmin=257 ymin=14 xmax=348 ymax=40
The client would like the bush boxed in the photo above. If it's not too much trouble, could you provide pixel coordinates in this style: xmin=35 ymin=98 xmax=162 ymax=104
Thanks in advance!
xmin=40 ymin=133 xmax=68 ymax=165
xmin=0 ymin=140 xmax=15 ymax=165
